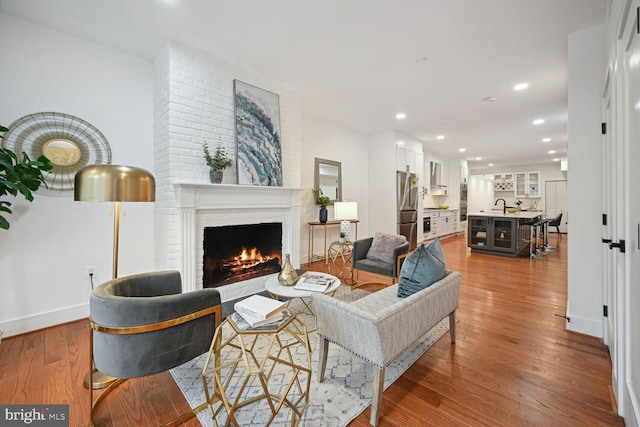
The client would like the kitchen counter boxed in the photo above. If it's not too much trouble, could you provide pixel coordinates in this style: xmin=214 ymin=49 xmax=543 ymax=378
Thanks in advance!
xmin=469 ymin=211 xmax=541 ymax=219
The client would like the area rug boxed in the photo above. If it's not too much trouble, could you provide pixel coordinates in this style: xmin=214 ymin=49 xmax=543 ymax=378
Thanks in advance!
xmin=170 ymin=285 xmax=450 ymax=427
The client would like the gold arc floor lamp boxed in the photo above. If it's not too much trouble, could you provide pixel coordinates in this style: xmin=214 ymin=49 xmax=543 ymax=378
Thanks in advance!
xmin=74 ymin=165 xmax=156 ymax=389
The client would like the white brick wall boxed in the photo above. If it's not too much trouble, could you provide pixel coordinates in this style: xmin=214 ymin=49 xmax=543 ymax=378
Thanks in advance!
xmin=153 ymin=42 xmax=302 ymax=294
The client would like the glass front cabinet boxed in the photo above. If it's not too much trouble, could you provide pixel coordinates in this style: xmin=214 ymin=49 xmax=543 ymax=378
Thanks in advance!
xmin=468 ymin=216 xmax=528 ymax=256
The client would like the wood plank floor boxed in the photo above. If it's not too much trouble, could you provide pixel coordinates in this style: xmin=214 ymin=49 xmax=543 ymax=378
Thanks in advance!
xmin=0 ymin=234 xmax=624 ymax=426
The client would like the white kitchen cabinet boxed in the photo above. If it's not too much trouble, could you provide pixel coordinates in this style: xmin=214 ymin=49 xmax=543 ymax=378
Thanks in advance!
xmin=514 ymin=171 xmax=540 ymax=198
xmin=493 ymin=173 xmax=514 ymax=191
xmin=396 ymin=145 xmax=423 ymax=174
xmin=425 ymin=210 xmax=459 ymax=239
xmin=460 ymin=160 xmax=469 ymax=184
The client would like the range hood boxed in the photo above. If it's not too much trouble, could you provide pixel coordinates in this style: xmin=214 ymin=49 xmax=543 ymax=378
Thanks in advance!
xmin=430 ymin=161 xmax=446 ymax=187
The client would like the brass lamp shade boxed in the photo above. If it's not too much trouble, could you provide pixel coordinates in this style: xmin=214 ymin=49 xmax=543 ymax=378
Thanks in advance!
xmin=74 ymin=165 xmax=155 ymax=202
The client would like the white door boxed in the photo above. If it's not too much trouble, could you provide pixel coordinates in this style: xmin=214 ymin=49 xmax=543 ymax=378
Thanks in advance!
xmin=544 ymin=180 xmax=567 ymax=234
xmin=623 ymin=4 xmax=640 ymax=420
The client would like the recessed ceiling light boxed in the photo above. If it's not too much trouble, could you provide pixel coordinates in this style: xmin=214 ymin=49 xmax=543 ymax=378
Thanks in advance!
xmin=396 ymin=112 xmax=406 ymax=119
xmin=475 ymin=157 xmax=482 ymax=161
xmin=483 ymin=96 xmax=497 ymax=102
xmin=514 ymin=83 xmax=529 ymax=91
xmin=436 ymin=135 xmax=445 ymax=140
xmin=488 ymin=163 xmax=494 ymax=167
xmin=459 ymin=148 xmax=466 ymax=152
xmin=533 ymin=118 xmax=545 ymax=125
xmin=542 ymin=137 xmax=551 ymax=142
xmin=548 ymin=150 xmax=556 ymax=154
xmin=553 ymin=158 xmax=560 ymax=162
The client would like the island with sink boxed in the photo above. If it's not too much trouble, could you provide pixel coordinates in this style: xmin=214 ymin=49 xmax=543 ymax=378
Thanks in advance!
xmin=468 ymin=211 xmax=542 ymax=257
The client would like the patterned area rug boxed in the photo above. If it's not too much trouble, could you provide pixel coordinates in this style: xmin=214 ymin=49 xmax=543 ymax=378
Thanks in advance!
xmin=170 ymin=285 xmax=450 ymax=427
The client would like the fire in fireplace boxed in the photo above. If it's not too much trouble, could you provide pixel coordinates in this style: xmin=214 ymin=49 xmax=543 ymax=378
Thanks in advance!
xmin=203 ymin=222 xmax=282 ymax=287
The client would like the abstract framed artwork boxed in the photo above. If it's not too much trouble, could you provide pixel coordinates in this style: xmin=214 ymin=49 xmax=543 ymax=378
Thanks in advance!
xmin=233 ymin=80 xmax=283 ymax=186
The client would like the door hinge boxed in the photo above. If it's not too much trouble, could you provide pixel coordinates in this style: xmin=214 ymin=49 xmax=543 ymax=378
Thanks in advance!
xmin=609 ymin=239 xmax=626 ymax=253
xmin=603 ymin=305 xmax=608 ymax=317
xmin=602 ymin=213 xmax=607 ymax=226
xmin=601 ymin=122 xmax=607 ymax=135
xmin=602 ymin=238 xmax=612 ymax=244
xmin=637 ymin=6 xmax=639 ymax=34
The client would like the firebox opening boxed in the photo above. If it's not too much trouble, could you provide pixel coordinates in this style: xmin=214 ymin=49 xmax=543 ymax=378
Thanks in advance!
xmin=203 ymin=222 xmax=282 ymax=288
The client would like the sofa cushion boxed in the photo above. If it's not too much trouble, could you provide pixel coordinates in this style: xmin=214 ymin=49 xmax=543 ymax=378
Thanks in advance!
xmin=397 ymin=238 xmax=446 ymax=298
xmin=366 ymin=233 xmax=408 ymax=264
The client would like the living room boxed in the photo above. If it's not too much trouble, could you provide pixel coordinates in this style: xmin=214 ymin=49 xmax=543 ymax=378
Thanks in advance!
xmin=1 ymin=1 xmax=639 ymax=426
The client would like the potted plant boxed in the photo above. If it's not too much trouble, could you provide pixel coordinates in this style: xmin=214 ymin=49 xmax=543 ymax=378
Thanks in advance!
xmin=0 ymin=124 xmax=52 ymax=230
xmin=203 ymin=140 xmax=233 ymax=184
xmin=312 ymin=188 xmax=330 ymax=223
xmin=338 ymin=231 xmax=346 ymax=244
xmin=514 ymin=199 xmax=523 ymax=210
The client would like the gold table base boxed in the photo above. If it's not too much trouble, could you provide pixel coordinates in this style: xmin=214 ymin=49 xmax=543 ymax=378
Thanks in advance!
xmin=201 ymin=314 xmax=312 ymax=427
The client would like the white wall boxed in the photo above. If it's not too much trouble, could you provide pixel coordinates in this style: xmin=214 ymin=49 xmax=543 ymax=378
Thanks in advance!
xmin=0 ymin=13 xmax=155 ymax=336
xmin=302 ymin=116 xmax=369 ymax=262
xmin=567 ymin=24 xmax=607 ymax=337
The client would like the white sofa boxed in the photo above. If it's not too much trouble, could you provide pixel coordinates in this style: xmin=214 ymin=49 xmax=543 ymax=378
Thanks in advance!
xmin=312 ymin=270 xmax=461 ymax=426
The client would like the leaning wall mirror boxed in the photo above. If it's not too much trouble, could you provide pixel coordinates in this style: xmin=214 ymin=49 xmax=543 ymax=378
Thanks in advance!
xmin=314 ymin=158 xmax=341 ymax=204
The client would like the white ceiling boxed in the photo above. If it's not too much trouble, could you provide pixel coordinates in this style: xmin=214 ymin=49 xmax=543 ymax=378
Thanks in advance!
xmin=0 ymin=0 xmax=607 ymax=170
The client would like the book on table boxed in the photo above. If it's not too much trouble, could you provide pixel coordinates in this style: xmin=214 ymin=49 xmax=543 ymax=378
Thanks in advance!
xmin=231 ymin=309 xmax=291 ymax=330
xmin=233 ymin=294 xmax=286 ymax=320
xmin=293 ymin=274 xmax=336 ymax=292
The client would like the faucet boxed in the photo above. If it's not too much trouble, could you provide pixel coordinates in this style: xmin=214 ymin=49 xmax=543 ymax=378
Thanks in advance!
xmin=495 ymin=198 xmax=507 ymax=214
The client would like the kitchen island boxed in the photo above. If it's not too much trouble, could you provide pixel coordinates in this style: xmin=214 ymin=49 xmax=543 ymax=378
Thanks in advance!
xmin=468 ymin=211 xmax=542 ymax=257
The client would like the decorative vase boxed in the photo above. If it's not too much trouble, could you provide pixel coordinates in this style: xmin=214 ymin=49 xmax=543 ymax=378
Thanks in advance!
xmin=278 ymin=254 xmax=299 ymax=286
xmin=319 ymin=206 xmax=328 ymax=223
xmin=209 ymin=169 xmax=223 ymax=184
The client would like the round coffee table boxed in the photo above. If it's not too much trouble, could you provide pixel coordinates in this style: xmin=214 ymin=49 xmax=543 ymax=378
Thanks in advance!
xmin=264 ymin=272 xmax=341 ymax=319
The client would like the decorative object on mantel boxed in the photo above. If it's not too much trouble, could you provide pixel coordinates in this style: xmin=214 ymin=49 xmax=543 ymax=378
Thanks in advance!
xmin=312 ymin=188 xmax=330 ymax=223
xmin=334 ymin=201 xmax=358 ymax=243
xmin=277 ymin=253 xmax=299 ymax=286
xmin=2 ymin=112 xmax=112 ymax=192
xmin=74 ymin=164 xmax=156 ymax=389
xmin=0 ymin=124 xmax=53 ymax=230
xmin=234 ymin=80 xmax=283 ymax=187
xmin=203 ymin=139 xmax=232 ymax=184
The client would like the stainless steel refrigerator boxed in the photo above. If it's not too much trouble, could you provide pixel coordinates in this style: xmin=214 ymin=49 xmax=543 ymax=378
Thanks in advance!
xmin=397 ymin=170 xmax=418 ymax=250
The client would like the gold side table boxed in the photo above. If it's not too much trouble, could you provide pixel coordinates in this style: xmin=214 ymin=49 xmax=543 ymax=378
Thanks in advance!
xmin=201 ymin=313 xmax=312 ymax=427
xmin=326 ymin=240 xmax=355 ymax=285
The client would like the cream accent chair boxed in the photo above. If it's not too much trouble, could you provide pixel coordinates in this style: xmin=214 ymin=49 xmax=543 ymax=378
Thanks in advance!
xmin=312 ymin=270 xmax=461 ymax=426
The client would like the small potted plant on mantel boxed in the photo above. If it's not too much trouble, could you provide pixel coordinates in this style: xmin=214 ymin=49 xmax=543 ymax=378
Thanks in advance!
xmin=203 ymin=140 xmax=233 ymax=184
xmin=312 ymin=188 xmax=330 ymax=223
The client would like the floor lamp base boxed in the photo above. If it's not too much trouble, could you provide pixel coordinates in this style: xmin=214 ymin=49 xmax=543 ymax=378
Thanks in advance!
xmin=84 ymin=369 xmax=118 ymax=389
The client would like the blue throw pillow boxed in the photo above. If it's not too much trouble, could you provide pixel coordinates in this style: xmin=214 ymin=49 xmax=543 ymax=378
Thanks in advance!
xmin=397 ymin=238 xmax=446 ymax=298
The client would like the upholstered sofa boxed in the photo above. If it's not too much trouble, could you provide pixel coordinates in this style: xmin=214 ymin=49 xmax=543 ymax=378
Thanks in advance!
xmin=312 ymin=269 xmax=461 ymax=426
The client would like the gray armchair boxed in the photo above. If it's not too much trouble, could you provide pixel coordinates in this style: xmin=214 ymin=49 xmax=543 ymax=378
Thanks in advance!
xmin=89 ymin=270 xmax=222 ymax=426
xmin=351 ymin=233 xmax=410 ymax=286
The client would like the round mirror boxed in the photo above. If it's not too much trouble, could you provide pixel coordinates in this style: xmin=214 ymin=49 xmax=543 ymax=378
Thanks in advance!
xmin=42 ymin=139 xmax=82 ymax=167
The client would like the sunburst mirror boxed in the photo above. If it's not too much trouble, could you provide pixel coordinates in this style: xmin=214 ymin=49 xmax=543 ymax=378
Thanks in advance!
xmin=2 ymin=112 xmax=112 ymax=192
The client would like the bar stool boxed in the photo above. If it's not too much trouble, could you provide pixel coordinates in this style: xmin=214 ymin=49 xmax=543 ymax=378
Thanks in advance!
xmin=525 ymin=220 xmax=539 ymax=259
xmin=533 ymin=219 xmax=546 ymax=257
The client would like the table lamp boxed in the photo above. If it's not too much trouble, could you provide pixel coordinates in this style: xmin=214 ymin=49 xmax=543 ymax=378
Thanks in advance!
xmin=74 ymin=164 xmax=155 ymax=388
xmin=334 ymin=201 xmax=358 ymax=243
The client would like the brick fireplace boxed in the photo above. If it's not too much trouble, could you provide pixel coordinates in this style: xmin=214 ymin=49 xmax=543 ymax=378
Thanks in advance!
xmin=174 ymin=183 xmax=302 ymax=301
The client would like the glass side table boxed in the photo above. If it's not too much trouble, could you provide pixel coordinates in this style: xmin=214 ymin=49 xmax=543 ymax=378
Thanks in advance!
xmin=326 ymin=240 xmax=355 ymax=285
xmin=201 ymin=313 xmax=312 ymax=426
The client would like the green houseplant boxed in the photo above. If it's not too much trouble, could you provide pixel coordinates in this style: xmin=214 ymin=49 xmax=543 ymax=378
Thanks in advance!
xmin=312 ymin=188 xmax=331 ymax=223
xmin=0 ymin=124 xmax=53 ymax=230
xmin=203 ymin=141 xmax=233 ymax=184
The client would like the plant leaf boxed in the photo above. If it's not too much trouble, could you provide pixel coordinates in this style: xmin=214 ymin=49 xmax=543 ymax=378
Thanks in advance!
xmin=0 ymin=215 xmax=9 ymax=230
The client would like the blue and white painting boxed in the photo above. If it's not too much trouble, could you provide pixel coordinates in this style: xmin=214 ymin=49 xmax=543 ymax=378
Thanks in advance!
xmin=234 ymin=80 xmax=283 ymax=186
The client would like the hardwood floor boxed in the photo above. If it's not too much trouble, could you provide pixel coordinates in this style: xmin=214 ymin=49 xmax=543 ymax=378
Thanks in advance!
xmin=0 ymin=234 xmax=624 ymax=426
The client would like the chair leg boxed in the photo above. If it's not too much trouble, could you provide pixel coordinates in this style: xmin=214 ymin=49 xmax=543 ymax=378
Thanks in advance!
xmin=555 ymin=226 xmax=563 ymax=239
xmin=317 ymin=336 xmax=329 ymax=383
xmin=370 ymin=366 xmax=385 ymax=426
xmin=449 ymin=311 xmax=456 ymax=343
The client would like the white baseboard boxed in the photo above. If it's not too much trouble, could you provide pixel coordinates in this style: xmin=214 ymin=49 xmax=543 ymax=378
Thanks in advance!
xmin=565 ymin=312 xmax=603 ymax=338
xmin=623 ymin=380 xmax=640 ymax=427
xmin=0 ymin=303 xmax=89 ymax=338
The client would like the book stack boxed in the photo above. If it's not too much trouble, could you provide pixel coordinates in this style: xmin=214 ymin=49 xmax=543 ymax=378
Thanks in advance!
xmin=233 ymin=294 xmax=287 ymax=328
xmin=293 ymin=274 xmax=336 ymax=293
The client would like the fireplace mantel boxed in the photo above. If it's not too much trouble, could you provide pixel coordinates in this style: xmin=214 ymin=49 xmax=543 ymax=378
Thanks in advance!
xmin=173 ymin=182 xmax=303 ymax=295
